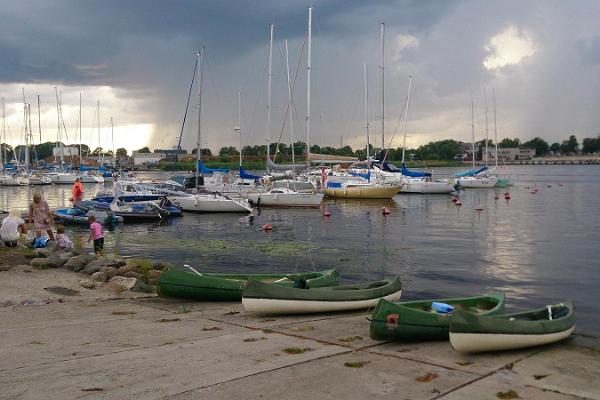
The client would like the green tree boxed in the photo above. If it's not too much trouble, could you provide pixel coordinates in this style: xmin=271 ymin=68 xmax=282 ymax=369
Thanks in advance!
xmin=550 ymin=142 xmax=560 ymax=153
xmin=522 ymin=137 xmax=549 ymax=157
xmin=136 ymin=146 xmax=151 ymax=153
xmin=116 ymin=148 xmax=128 ymax=156
xmin=91 ymin=147 xmax=103 ymax=156
xmin=499 ymin=138 xmax=521 ymax=148
xmin=560 ymin=135 xmax=578 ymax=153
xmin=582 ymin=137 xmax=600 ymax=154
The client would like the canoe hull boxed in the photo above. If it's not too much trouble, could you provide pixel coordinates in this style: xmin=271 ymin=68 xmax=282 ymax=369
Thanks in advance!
xmin=449 ymin=326 xmax=575 ymax=353
xmin=243 ymin=289 xmax=401 ymax=314
xmin=158 ymin=269 xmax=339 ymax=301
xmin=370 ymin=293 xmax=506 ymax=341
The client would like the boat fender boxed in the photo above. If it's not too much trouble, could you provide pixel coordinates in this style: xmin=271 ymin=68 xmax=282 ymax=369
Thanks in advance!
xmin=431 ymin=302 xmax=455 ymax=314
xmin=262 ymin=223 xmax=273 ymax=231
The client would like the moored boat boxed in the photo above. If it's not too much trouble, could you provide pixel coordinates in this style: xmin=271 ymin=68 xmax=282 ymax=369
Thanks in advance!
xmin=324 ymin=181 xmax=400 ymax=199
xmin=246 ymin=188 xmax=323 ymax=208
xmin=52 ymin=208 xmax=123 ymax=225
xmin=370 ymin=293 xmax=505 ymax=341
xmin=158 ymin=268 xmax=339 ymax=301
xmin=449 ymin=300 xmax=575 ymax=353
xmin=242 ymin=277 xmax=402 ymax=315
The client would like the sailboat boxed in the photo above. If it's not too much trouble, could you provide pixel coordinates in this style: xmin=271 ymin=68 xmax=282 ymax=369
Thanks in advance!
xmin=168 ymin=49 xmax=253 ymax=213
xmin=446 ymin=97 xmax=498 ymax=188
xmin=246 ymin=14 xmax=323 ymax=207
xmin=486 ymin=90 xmax=513 ymax=187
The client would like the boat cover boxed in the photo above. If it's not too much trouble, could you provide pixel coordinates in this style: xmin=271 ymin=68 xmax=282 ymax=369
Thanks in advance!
xmin=239 ymin=167 xmax=261 ymax=181
xmin=401 ymin=163 xmax=432 ymax=178
xmin=453 ymin=166 xmax=488 ymax=177
xmin=349 ymin=171 xmax=371 ymax=181
xmin=198 ymin=161 xmax=229 ymax=173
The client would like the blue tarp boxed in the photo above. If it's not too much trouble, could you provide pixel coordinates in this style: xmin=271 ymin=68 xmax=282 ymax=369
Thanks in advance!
xmin=401 ymin=163 xmax=432 ymax=178
xmin=453 ymin=166 xmax=488 ymax=177
xmin=198 ymin=161 xmax=229 ymax=174
xmin=239 ymin=167 xmax=261 ymax=180
xmin=326 ymin=182 xmax=342 ymax=188
xmin=79 ymin=165 xmax=95 ymax=172
xmin=349 ymin=171 xmax=371 ymax=181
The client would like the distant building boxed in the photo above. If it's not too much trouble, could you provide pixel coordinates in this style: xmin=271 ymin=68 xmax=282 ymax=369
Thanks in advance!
xmin=154 ymin=148 xmax=188 ymax=161
xmin=53 ymin=145 xmax=79 ymax=157
xmin=496 ymin=147 xmax=536 ymax=161
xmin=132 ymin=151 xmax=165 ymax=165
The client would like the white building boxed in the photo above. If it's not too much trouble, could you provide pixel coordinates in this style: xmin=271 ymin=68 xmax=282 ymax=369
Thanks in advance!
xmin=53 ymin=145 xmax=80 ymax=157
xmin=132 ymin=151 xmax=165 ymax=165
xmin=496 ymin=147 xmax=536 ymax=161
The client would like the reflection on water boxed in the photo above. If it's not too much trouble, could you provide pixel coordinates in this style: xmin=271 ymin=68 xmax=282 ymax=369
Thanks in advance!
xmin=1 ymin=165 xmax=599 ymax=334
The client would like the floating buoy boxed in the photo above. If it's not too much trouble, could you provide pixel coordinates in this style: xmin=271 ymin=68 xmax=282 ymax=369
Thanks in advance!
xmin=547 ymin=184 xmax=552 ymax=188
xmin=475 ymin=200 xmax=484 ymax=211
xmin=382 ymin=207 xmax=391 ymax=215
xmin=504 ymin=193 xmax=511 ymax=200
xmin=322 ymin=210 xmax=331 ymax=217
xmin=455 ymin=200 xmax=462 ymax=206
xmin=451 ymin=196 xmax=459 ymax=203
xmin=262 ymin=223 xmax=273 ymax=231
xmin=494 ymin=195 xmax=500 ymax=200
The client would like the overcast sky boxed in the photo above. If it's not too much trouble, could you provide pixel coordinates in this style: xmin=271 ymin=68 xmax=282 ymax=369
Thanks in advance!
xmin=1 ymin=0 xmax=599 ymax=153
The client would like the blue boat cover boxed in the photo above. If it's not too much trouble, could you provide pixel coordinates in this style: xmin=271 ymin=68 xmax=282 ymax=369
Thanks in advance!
xmin=401 ymin=163 xmax=432 ymax=178
xmin=239 ymin=167 xmax=261 ymax=180
xmin=198 ymin=161 xmax=229 ymax=173
xmin=349 ymin=171 xmax=371 ymax=181
xmin=326 ymin=182 xmax=342 ymax=188
xmin=453 ymin=166 xmax=488 ymax=177
xmin=79 ymin=165 xmax=95 ymax=171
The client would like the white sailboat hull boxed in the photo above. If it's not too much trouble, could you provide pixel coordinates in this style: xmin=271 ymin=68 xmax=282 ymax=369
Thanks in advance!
xmin=0 ymin=176 xmax=29 ymax=186
xmin=450 ymin=176 xmax=498 ymax=188
xmin=450 ymin=326 xmax=575 ymax=353
xmin=401 ymin=179 xmax=455 ymax=194
xmin=246 ymin=192 xmax=324 ymax=207
xmin=242 ymin=289 xmax=402 ymax=314
xmin=169 ymin=194 xmax=252 ymax=213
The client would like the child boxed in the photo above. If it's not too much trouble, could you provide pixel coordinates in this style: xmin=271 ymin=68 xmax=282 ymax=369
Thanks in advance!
xmin=0 ymin=210 xmax=27 ymax=247
xmin=56 ymin=225 xmax=73 ymax=250
xmin=87 ymin=216 xmax=104 ymax=254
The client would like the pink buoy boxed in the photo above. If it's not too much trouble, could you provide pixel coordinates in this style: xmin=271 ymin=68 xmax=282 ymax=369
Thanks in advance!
xmin=455 ymin=200 xmax=462 ymax=206
xmin=382 ymin=207 xmax=391 ymax=215
xmin=322 ymin=210 xmax=331 ymax=217
xmin=504 ymin=193 xmax=511 ymax=200
xmin=451 ymin=196 xmax=458 ymax=203
xmin=262 ymin=223 xmax=273 ymax=231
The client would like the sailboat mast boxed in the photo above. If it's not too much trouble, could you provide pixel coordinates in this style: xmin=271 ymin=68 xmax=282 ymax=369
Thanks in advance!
xmin=471 ymin=97 xmax=475 ymax=169
xmin=484 ymin=90 xmax=489 ymax=167
xmin=195 ymin=47 xmax=204 ymax=190
xmin=1 ymin=98 xmax=4 ymax=172
xmin=111 ymin=117 xmax=115 ymax=167
xmin=380 ymin=22 xmax=385 ymax=150
xmin=97 ymin=100 xmax=102 ymax=165
xmin=55 ymin=88 xmax=63 ymax=167
xmin=401 ymin=75 xmax=413 ymax=165
xmin=305 ymin=7 xmax=312 ymax=168
xmin=285 ymin=40 xmax=296 ymax=189
xmin=493 ymin=89 xmax=498 ymax=169
xmin=237 ymin=89 xmax=242 ymax=167
xmin=266 ymin=23 xmax=274 ymax=173
xmin=79 ymin=93 xmax=82 ymax=166
xmin=37 ymin=95 xmax=41 ymax=143
xmin=364 ymin=64 xmax=370 ymax=178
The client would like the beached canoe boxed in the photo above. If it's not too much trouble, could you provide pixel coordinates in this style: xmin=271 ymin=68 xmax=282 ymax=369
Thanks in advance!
xmin=242 ymin=277 xmax=402 ymax=315
xmin=157 ymin=268 xmax=339 ymax=301
xmin=370 ymin=293 xmax=505 ymax=341
xmin=449 ymin=300 xmax=575 ymax=353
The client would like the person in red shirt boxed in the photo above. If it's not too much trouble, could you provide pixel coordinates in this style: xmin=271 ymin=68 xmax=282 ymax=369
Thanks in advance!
xmin=71 ymin=178 xmax=83 ymax=203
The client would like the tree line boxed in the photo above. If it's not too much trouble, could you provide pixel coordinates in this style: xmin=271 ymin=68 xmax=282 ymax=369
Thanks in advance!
xmin=0 ymin=141 xmax=128 ymax=162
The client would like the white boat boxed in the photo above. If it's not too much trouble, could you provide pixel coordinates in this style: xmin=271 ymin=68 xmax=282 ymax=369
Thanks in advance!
xmin=46 ymin=172 xmax=104 ymax=184
xmin=246 ymin=187 xmax=323 ymax=208
xmin=169 ymin=192 xmax=252 ymax=213
xmin=0 ymin=175 xmax=29 ymax=186
xmin=452 ymin=175 xmax=498 ymax=188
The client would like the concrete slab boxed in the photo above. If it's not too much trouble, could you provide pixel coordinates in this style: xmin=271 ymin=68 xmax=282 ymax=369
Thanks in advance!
xmin=273 ymin=314 xmax=381 ymax=349
xmin=170 ymin=350 xmax=478 ymax=400
xmin=0 ymin=315 xmax=242 ymax=371
xmin=510 ymin=343 xmax=600 ymax=400
xmin=208 ymin=309 xmax=364 ymax=330
xmin=1 ymin=330 xmax=348 ymax=400
xmin=367 ymin=340 xmax=537 ymax=376
xmin=439 ymin=369 xmax=587 ymax=400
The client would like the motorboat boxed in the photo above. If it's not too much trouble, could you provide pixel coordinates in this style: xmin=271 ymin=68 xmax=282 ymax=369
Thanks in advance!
xmin=246 ymin=187 xmax=323 ymax=207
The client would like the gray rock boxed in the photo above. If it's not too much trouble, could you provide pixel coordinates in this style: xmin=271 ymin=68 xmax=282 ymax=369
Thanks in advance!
xmin=91 ymin=271 xmax=109 ymax=282
xmin=82 ymin=259 xmax=108 ymax=275
xmin=13 ymin=264 xmax=34 ymax=273
xmin=79 ymin=280 xmax=96 ymax=289
xmin=116 ymin=265 xmax=133 ymax=276
xmin=33 ymin=248 xmax=55 ymax=258
xmin=131 ymin=280 xmax=153 ymax=293
xmin=109 ymin=276 xmax=138 ymax=290
xmin=0 ymin=265 xmax=13 ymax=272
xmin=147 ymin=269 xmax=162 ymax=285
xmin=151 ymin=261 xmax=170 ymax=271
xmin=106 ymin=257 xmax=127 ymax=268
xmin=123 ymin=271 xmax=143 ymax=280
xmin=30 ymin=257 xmax=68 ymax=269
xmin=100 ymin=266 xmax=118 ymax=278
xmin=64 ymin=254 xmax=96 ymax=272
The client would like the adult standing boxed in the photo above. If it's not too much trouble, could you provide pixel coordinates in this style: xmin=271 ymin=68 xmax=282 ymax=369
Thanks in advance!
xmin=29 ymin=193 xmax=55 ymax=241
xmin=71 ymin=177 xmax=83 ymax=203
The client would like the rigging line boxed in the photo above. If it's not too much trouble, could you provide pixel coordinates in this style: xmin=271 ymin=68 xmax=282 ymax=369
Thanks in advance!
xmin=272 ymin=31 xmax=307 ymax=161
xmin=176 ymin=55 xmax=199 ymax=159
xmin=382 ymin=77 xmax=411 ymax=163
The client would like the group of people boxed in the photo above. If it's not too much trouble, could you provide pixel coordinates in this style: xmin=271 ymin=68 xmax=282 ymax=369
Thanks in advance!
xmin=0 ymin=178 xmax=104 ymax=254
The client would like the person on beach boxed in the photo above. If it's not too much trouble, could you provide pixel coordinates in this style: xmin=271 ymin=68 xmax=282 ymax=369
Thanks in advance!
xmin=0 ymin=210 xmax=28 ymax=247
xmin=71 ymin=178 xmax=83 ymax=203
xmin=87 ymin=216 xmax=104 ymax=254
xmin=29 ymin=193 xmax=55 ymax=241
xmin=56 ymin=225 xmax=73 ymax=250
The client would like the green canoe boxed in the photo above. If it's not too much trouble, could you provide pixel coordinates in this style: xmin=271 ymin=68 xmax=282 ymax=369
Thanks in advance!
xmin=370 ymin=292 xmax=505 ymax=341
xmin=242 ymin=277 xmax=402 ymax=315
xmin=157 ymin=268 xmax=339 ymax=301
xmin=450 ymin=300 xmax=574 ymax=353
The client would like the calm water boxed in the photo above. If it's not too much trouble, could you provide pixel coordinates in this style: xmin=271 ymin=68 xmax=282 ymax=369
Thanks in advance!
xmin=2 ymin=165 xmax=599 ymax=334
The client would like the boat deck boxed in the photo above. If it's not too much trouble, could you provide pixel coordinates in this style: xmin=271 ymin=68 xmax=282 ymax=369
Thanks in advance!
xmin=1 ymin=279 xmax=597 ymax=400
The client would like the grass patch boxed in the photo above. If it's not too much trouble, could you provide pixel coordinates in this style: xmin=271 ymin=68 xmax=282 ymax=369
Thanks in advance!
xmin=496 ymin=390 xmax=519 ymax=399
xmin=177 ymin=305 xmax=192 ymax=314
xmin=416 ymin=372 xmax=439 ymax=383
xmin=337 ymin=335 xmax=363 ymax=343
xmin=156 ymin=318 xmax=181 ymax=323
xmin=344 ymin=361 xmax=370 ymax=368
xmin=201 ymin=326 xmax=222 ymax=331
xmin=243 ymin=337 xmax=267 ymax=342
xmin=291 ymin=325 xmax=315 ymax=332
xmin=111 ymin=311 xmax=136 ymax=316
xmin=282 ymin=347 xmax=312 ymax=355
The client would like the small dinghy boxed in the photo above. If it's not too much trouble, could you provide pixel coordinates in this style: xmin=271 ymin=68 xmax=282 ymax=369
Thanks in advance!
xmin=108 ymin=200 xmax=167 ymax=222
xmin=158 ymin=268 xmax=339 ymax=301
xmin=52 ymin=208 xmax=124 ymax=225
xmin=370 ymin=293 xmax=505 ymax=341
xmin=449 ymin=300 xmax=575 ymax=353
xmin=242 ymin=277 xmax=402 ymax=315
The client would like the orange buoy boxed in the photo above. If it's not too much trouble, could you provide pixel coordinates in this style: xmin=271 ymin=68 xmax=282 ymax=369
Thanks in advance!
xmin=382 ymin=207 xmax=391 ymax=215
xmin=262 ymin=223 xmax=273 ymax=231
